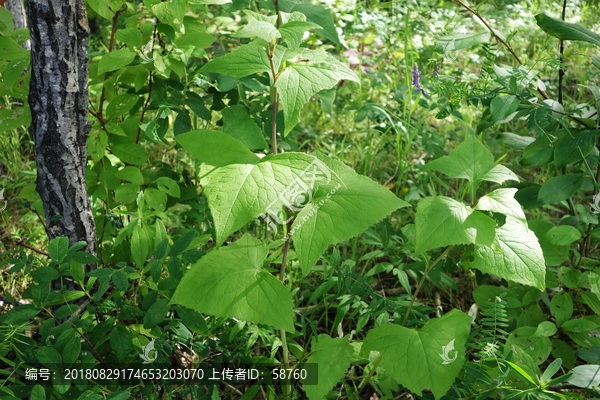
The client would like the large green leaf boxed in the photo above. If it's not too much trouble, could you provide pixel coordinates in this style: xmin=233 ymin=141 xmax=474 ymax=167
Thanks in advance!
xmin=414 ymin=196 xmax=475 ymax=255
xmin=554 ymin=130 xmax=598 ymax=169
xmin=536 ymin=13 xmax=600 ymax=47
xmin=505 ymin=326 xmax=552 ymax=365
xmin=87 ymin=0 xmax=122 ymax=20
xmin=170 ymin=234 xmax=294 ymax=331
xmin=278 ymin=0 xmax=341 ymax=45
xmin=359 ymin=310 xmax=472 ymax=400
xmin=110 ymin=143 xmax=149 ymax=165
xmin=234 ymin=19 xmax=281 ymax=43
xmin=490 ymin=95 xmax=520 ymax=123
xmin=290 ymin=153 xmax=409 ymax=275
xmin=472 ymin=217 xmax=546 ymax=290
xmin=48 ymin=236 xmax=69 ymax=263
xmin=98 ymin=49 xmax=136 ymax=74
xmin=463 ymin=211 xmax=497 ymax=247
xmin=131 ymin=224 xmax=149 ymax=268
xmin=275 ymin=48 xmax=358 ymax=135
xmin=110 ymin=325 xmax=133 ymax=360
xmin=423 ymin=135 xmax=518 ymax=186
xmin=303 ymin=335 xmax=354 ymax=400
xmin=537 ymin=173 xmax=584 ymax=204
xmin=568 ymin=365 xmax=600 ymax=388
xmin=175 ymin=130 xmax=260 ymax=167
xmin=279 ymin=20 xmax=321 ymax=49
xmin=200 ymin=42 xmax=272 ymax=79
xmin=220 ymin=105 xmax=268 ymax=150
xmin=475 ymin=188 xmax=527 ymax=224
xmin=201 ymin=152 xmax=339 ymax=245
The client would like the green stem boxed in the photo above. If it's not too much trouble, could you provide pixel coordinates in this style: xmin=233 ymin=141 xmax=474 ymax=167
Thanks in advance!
xmin=360 ymin=246 xmax=453 ymax=393
xmin=357 ymin=353 xmax=383 ymax=390
xmin=402 ymin=245 xmax=453 ymax=326
xmin=279 ymin=208 xmax=292 ymax=397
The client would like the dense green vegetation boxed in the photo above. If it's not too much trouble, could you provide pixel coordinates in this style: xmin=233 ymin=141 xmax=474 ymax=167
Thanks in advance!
xmin=1 ymin=0 xmax=600 ymax=399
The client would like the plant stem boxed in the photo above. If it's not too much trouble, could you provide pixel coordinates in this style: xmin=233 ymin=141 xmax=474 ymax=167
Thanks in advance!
xmin=268 ymin=43 xmax=279 ymax=155
xmin=279 ymin=208 xmax=293 ymax=397
xmin=135 ymin=25 xmax=157 ymax=144
xmin=402 ymin=245 xmax=453 ymax=326
xmin=558 ymin=0 xmax=567 ymax=105
xmin=357 ymin=353 xmax=383 ymax=390
xmin=97 ymin=10 xmax=121 ymax=126
xmin=360 ymin=246 xmax=453 ymax=393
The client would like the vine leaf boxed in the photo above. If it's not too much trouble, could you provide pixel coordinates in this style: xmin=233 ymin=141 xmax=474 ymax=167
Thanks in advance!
xmin=360 ymin=309 xmax=472 ymax=400
xmin=276 ymin=48 xmax=359 ymax=135
xmin=473 ymin=217 xmax=546 ymax=290
xmin=291 ymin=153 xmax=409 ymax=275
xmin=423 ymin=135 xmax=518 ymax=186
xmin=170 ymin=234 xmax=294 ymax=331
xmin=302 ymin=335 xmax=354 ymax=400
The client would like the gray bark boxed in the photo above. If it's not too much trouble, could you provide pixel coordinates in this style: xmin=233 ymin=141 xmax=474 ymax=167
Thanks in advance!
xmin=5 ymin=0 xmax=31 ymax=50
xmin=28 ymin=0 xmax=97 ymax=272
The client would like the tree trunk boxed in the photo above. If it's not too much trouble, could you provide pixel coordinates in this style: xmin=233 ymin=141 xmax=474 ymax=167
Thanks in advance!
xmin=5 ymin=0 xmax=31 ymax=50
xmin=28 ymin=0 xmax=97 ymax=272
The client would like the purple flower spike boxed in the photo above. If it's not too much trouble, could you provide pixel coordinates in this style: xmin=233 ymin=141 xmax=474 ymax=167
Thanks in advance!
xmin=411 ymin=63 xmax=428 ymax=98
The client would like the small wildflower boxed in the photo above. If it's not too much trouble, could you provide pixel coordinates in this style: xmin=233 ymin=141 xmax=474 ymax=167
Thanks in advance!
xmin=412 ymin=63 xmax=428 ymax=98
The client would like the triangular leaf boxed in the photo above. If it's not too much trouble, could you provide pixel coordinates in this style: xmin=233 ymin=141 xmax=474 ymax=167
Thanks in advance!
xmin=414 ymin=196 xmax=475 ymax=254
xmin=200 ymin=42 xmax=272 ymax=79
xmin=201 ymin=153 xmax=340 ymax=245
xmin=233 ymin=19 xmax=281 ymax=43
xmin=303 ymin=335 xmax=354 ymax=400
xmin=291 ymin=153 xmax=409 ymax=275
xmin=275 ymin=48 xmax=358 ymax=135
xmin=359 ymin=310 xmax=472 ymax=400
xmin=475 ymin=188 xmax=527 ymax=224
xmin=170 ymin=234 xmax=294 ymax=331
xmin=472 ymin=217 xmax=546 ymax=290
xmin=423 ymin=135 xmax=518 ymax=186
xmin=220 ymin=105 xmax=268 ymax=150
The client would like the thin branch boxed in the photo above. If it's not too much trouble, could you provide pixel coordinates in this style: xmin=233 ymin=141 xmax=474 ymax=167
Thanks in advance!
xmin=136 ymin=71 xmax=153 ymax=144
xmin=97 ymin=10 xmax=122 ymax=127
xmin=99 ymin=216 xmax=108 ymax=266
xmin=31 ymin=206 xmax=50 ymax=239
xmin=268 ymin=43 xmax=279 ymax=155
xmin=14 ymin=239 xmax=49 ymax=257
xmin=558 ymin=0 xmax=567 ymax=105
xmin=66 ymin=298 xmax=92 ymax=323
xmin=136 ymin=25 xmax=157 ymax=144
xmin=74 ymin=325 xmax=112 ymax=369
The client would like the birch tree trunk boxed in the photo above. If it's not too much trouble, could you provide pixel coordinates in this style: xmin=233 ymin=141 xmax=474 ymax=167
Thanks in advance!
xmin=5 ymin=0 xmax=31 ymax=50
xmin=28 ymin=0 xmax=97 ymax=272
